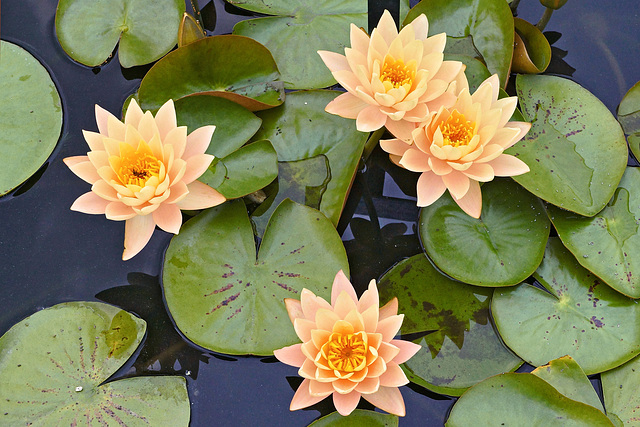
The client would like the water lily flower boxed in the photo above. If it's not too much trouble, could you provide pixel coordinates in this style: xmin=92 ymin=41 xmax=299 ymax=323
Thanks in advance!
xmin=273 ymin=270 xmax=421 ymax=416
xmin=64 ymin=99 xmax=225 ymax=260
xmin=318 ymin=10 xmax=465 ymax=140
xmin=380 ymin=74 xmax=531 ymax=218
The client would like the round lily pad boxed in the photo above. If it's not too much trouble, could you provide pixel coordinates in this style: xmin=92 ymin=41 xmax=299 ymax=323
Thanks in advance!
xmin=602 ymin=353 xmax=640 ymax=425
xmin=377 ymin=254 xmax=522 ymax=396
xmin=309 ymin=409 xmax=398 ymax=426
xmin=163 ymin=199 xmax=349 ymax=355
xmin=492 ymin=237 xmax=640 ymax=374
xmin=55 ymin=0 xmax=185 ymax=68
xmin=419 ymin=178 xmax=549 ymax=287
xmin=506 ymin=74 xmax=628 ymax=216
xmin=231 ymin=0 xmax=366 ymax=89
xmin=617 ymin=80 xmax=640 ymax=161
xmin=446 ymin=372 xmax=613 ymax=426
xmin=0 ymin=302 xmax=189 ymax=425
xmin=138 ymin=35 xmax=284 ymax=112
xmin=404 ymin=0 xmax=514 ymax=88
xmin=0 ymin=41 xmax=62 ymax=197
xmin=548 ymin=167 xmax=640 ymax=298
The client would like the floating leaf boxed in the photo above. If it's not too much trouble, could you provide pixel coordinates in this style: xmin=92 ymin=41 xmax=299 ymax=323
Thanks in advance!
xmin=251 ymin=90 xmax=368 ymax=228
xmin=512 ymin=17 xmax=552 ymax=74
xmin=378 ymin=254 xmax=522 ymax=396
xmin=138 ymin=35 xmax=284 ymax=112
xmin=602 ymin=353 xmax=640 ymax=425
xmin=178 ymin=12 xmax=205 ymax=47
xmin=492 ymin=238 xmax=640 ymax=374
xmin=419 ymin=178 xmax=549 ymax=287
xmin=310 ymin=409 xmax=398 ymax=426
xmin=163 ymin=199 xmax=349 ymax=355
xmin=0 ymin=41 xmax=62 ymax=197
xmin=206 ymin=140 xmax=278 ymax=199
xmin=0 ymin=302 xmax=189 ymax=425
xmin=230 ymin=0 xmax=366 ymax=89
xmin=446 ymin=372 xmax=613 ymax=426
xmin=404 ymin=0 xmax=514 ymax=87
xmin=55 ymin=0 xmax=185 ymax=67
xmin=506 ymin=74 xmax=627 ymax=216
xmin=548 ymin=167 xmax=640 ymax=298
xmin=445 ymin=54 xmax=491 ymax=93
xmin=617 ymin=80 xmax=640 ymax=160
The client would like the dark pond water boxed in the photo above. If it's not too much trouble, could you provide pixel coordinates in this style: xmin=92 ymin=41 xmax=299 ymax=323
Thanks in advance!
xmin=1 ymin=0 xmax=639 ymax=425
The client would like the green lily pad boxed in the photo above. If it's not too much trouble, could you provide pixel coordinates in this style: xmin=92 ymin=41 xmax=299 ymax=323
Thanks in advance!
xmin=0 ymin=41 xmax=62 ymax=197
xmin=377 ymin=254 xmax=522 ymax=396
xmin=617 ymin=80 xmax=640 ymax=161
xmin=230 ymin=0 xmax=366 ymax=89
xmin=446 ymin=372 xmax=613 ymax=426
xmin=531 ymin=356 xmax=604 ymax=412
xmin=0 ymin=302 xmax=189 ymax=425
xmin=163 ymin=199 xmax=349 ymax=355
xmin=419 ymin=178 xmax=550 ymax=287
xmin=602 ymin=353 xmax=640 ymax=425
xmin=547 ymin=167 xmax=640 ymax=298
xmin=55 ymin=0 xmax=185 ymax=68
xmin=512 ymin=17 xmax=552 ymax=74
xmin=251 ymin=155 xmax=330 ymax=236
xmin=205 ymin=139 xmax=278 ymax=199
xmin=309 ymin=409 xmax=398 ymax=426
xmin=445 ymin=54 xmax=491 ymax=93
xmin=251 ymin=90 xmax=368 ymax=228
xmin=174 ymin=95 xmax=262 ymax=158
xmin=506 ymin=74 xmax=628 ymax=216
xmin=138 ymin=35 xmax=284 ymax=112
xmin=492 ymin=238 xmax=640 ymax=374
xmin=404 ymin=0 xmax=514 ymax=87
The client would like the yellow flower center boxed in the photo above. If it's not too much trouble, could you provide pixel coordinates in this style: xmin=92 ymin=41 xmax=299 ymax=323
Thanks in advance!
xmin=381 ymin=58 xmax=415 ymax=89
xmin=118 ymin=142 xmax=161 ymax=187
xmin=325 ymin=332 xmax=368 ymax=372
xmin=440 ymin=110 xmax=477 ymax=147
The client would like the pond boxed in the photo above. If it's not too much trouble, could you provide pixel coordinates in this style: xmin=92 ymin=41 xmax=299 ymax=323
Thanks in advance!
xmin=1 ymin=0 xmax=639 ymax=425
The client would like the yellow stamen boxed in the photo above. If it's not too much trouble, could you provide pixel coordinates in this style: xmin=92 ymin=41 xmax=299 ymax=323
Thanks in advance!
xmin=440 ymin=110 xmax=477 ymax=147
xmin=380 ymin=57 xmax=415 ymax=89
xmin=117 ymin=142 xmax=161 ymax=187
xmin=324 ymin=332 xmax=368 ymax=372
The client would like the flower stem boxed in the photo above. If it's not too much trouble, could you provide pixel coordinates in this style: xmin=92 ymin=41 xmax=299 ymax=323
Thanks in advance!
xmin=190 ymin=0 xmax=202 ymax=27
xmin=510 ymin=0 xmax=521 ymax=14
xmin=536 ymin=8 xmax=554 ymax=31
xmin=362 ymin=127 xmax=386 ymax=163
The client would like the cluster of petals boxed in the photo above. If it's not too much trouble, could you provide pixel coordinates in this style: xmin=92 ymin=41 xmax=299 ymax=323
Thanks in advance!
xmin=273 ymin=270 xmax=421 ymax=416
xmin=64 ymin=99 xmax=225 ymax=260
xmin=318 ymin=10 xmax=465 ymax=139
xmin=380 ymin=74 xmax=531 ymax=218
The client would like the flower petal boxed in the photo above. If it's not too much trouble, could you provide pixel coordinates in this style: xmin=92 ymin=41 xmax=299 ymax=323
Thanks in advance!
xmin=333 ymin=391 xmax=361 ymax=416
xmin=452 ymin=180 xmax=482 ymax=218
xmin=416 ymin=172 xmax=447 ymax=207
xmin=122 ymin=214 xmax=156 ymax=260
xmin=64 ymin=157 xmax=101 ymax=184
xmin=376 ymin=314 xmax=403 ymax=342
xmin=489 ymin=154 xmax=530 ymax=177
xmin=182 ymin=154 xmax=214 ymax=184
xmin=379 ymin=297 xmax=398 ymax=320
xmin=331 ymin=270 xmax=358 ymax=306
xmin=70 ymin=192 xmax=110 ymax=215
xmin=290 ymin=379 xmax=327 ymax=411
xmin=152 ymin=203 xmax=183 ymax=234
xmin=154 ymin=99 xmax=177 ymax=140
xmin=362 ymin=386 xmax=406 ymax=416
xmin=124 ymin=98 xmax=144 ymax=129
xmin=285 ymin=298 xmax=304 ymax=323
xmin=390 ymin=339 xmax=422 ymax=364
xmin=273 ymin=343 xmax=306 ymax=367
xmin=356 ymin=105 xmax=387 ymax=132
xmin=183 ymin=125 xmax=215 ymax=159
xmin=176 ymin=181 xmax=226 ymax=210
xmin=325 ymin=92 xmax=369 ymax=120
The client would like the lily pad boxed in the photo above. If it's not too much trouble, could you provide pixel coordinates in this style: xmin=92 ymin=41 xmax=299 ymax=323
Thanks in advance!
xmin=0 ymin=302 xmax=189 ymax=425
xmin=55 ymin=0 xmax=185 ymax=68
xmin=251 ymin=90 xmax=368 ymax=228
xmin=419 ymin=178 xmax=550 ymax=287
xmin=617 ymin=80 xmax=640 ymax=160
xmin=377 ymin=254 xmax=522 ymax=396
xmin=547 ymin=167 xmax=640 ymax=298
xmin=512 ymin=17 xmax=552 ymax=74
xmin=310 ymin=409 xmax=398 ymax=426
xmin=162 ymin=199 xmax=349 ymax=355
xmin=230 ymin=0 xmax=366 ymax=89
xmin=492 ymin=238 xmax=640 ymax=374
xmin=138 ymin=35 xmax=284 ymax=112
xmin=446 ymin=372 xmax=613 ymax=426
xmin=445 ymin=54 xmax=491 ymax=93
xmin=506 ymin=74 xmax=628 ymax=216
xmin=602 ymin=353 xmax=640 ymax=425
xmin=404 ymin=0 xmax=514 ymax=87
xmin=206 ymin=139 xmax=278 ymax=199
xmin=0 ymin=41 xmax=62 ymax=197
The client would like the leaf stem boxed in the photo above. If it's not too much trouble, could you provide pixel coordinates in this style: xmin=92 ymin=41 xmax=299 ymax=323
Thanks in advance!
xmin=510 ymin=0 xmax=521 ymax=14
xmin=362 ymin=127 xmax=386 ymax=162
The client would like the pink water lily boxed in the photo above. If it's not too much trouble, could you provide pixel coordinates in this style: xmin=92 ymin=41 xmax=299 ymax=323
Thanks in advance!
xmin=380 ymin=74 xmax=531 ymax=218
xmin=64 ymin=99 xmax=225 ymax=260
xmin=273 ymin=270 xmax=421 ymax=416
xmin=318 ymin=10 xmax=465 ymax=139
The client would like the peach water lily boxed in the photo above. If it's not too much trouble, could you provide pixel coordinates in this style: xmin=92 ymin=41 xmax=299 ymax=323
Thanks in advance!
xmin=380 ymin=74 xmax=531 ymax=218
xmin=318 ymin=10 xmax=465 ymax=140
xmin=273 ymin=270 xmax=421 ymax=416
xmin=64 ymin=99 xmax=226 ymax=260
